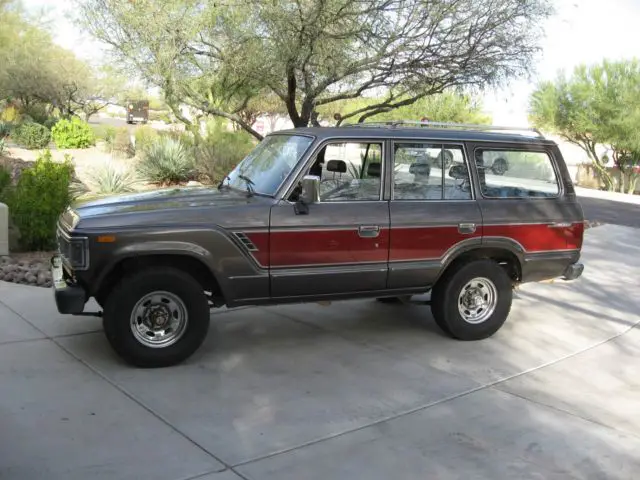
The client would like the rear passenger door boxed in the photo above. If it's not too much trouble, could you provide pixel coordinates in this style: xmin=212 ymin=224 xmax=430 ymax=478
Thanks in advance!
xmin=469 ymin=143 xmax=584 ymax=278
xmin=388 ymin=141 xmax=483 ymax=289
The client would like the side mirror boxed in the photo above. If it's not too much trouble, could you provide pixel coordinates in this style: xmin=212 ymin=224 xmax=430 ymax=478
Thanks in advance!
xmin=295 ymin=175 xmax=320 ymax=215
xmin=448 ymin=164 xmax=468 ymax=180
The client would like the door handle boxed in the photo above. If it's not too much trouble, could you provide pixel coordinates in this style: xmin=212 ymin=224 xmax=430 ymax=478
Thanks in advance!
xmin=358 ymin=225 xmax=380 ymax=238
xmin=458 ymin=223 xmax=476 ymax=235
xmin=548 ymin=222 xmax=571 ymax=228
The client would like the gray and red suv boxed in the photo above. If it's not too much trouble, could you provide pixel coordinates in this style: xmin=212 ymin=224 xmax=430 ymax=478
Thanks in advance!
xmin=52 ymin=122 xmax=585 ymax=367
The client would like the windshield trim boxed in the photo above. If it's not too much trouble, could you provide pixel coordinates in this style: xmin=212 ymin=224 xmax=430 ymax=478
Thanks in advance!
xmin=236 ymin=132 xmax=316 ymax=198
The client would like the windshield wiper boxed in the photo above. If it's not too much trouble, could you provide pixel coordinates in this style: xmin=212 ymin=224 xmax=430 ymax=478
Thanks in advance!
xmin=238 ymin=174 xmax=255 ymax=196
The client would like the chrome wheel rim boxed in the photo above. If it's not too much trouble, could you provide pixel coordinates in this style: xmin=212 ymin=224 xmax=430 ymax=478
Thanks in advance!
xmin=130 ymin=291 xmax=188 ymax=348
xmin=457 ymin=277 xmax=498 ymax=324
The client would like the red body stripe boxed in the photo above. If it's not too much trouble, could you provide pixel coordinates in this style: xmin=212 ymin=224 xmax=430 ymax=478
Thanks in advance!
xmin=243 ymin=222 xmax=583 ymax=268
xmin=389 ymin=226 xmax=482 ymax=262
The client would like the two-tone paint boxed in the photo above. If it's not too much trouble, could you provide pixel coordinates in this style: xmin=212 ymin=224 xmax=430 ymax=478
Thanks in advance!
xmin=56 ymin=126 xmax=584 ymax=313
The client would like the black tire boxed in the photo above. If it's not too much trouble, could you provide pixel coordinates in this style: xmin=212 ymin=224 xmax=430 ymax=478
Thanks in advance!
xmin=431 ymin=260 xmax=512 ymax=340
xmin=491 ymin=158 xmax=508 ymax=176
xmin=102 ymin=267 xmax=210 ymax=368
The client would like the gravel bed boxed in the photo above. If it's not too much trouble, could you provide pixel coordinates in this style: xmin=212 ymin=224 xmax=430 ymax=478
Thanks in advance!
xmin=0 ymin=254 xmax=54 ymax=288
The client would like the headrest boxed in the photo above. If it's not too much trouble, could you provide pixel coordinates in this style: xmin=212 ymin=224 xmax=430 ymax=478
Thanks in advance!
xmin=409 ymin=163 xmax=431 ymax=175
xmin=367 ymin=162 xmax=381 ymax=177
xmin=326 ymin=159 xmax=347 ymax=173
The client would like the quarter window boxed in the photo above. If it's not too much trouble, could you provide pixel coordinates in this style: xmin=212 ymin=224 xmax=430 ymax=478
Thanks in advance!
xmin=475 ymin=149 xmax=559 ymax=198
xmin=393 ymin=143 xmax=471 ymax=200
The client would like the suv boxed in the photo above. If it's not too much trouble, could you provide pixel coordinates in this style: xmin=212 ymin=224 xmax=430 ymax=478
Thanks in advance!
xmin=51 ymin=121 xmax=585 ymax=368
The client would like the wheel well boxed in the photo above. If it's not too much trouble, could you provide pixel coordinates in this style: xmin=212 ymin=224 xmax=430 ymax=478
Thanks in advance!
xmin=95 ymin=255 xmax=224 ymax=306
xmin=440 ymin=248 xmax=521 ymax=284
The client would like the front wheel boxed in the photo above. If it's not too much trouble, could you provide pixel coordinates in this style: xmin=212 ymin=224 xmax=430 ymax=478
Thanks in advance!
xmin=431 ymin=260 xmax=512 ymax=340
xmin=102 ymin=268 xmax=210 ymax=368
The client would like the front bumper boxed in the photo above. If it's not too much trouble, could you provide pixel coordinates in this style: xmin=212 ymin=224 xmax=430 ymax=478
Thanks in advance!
xmin=562 ymin=262 xmax=584 ymax=281
xmin=51 ymin=256 xmax=86 ymax=314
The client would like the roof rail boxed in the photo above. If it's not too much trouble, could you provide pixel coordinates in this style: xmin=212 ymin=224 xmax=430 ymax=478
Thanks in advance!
xmin=340 ymin=120 xmax=545 ymax=138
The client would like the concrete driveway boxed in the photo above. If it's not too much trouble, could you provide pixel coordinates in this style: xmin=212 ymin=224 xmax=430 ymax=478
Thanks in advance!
xmin=1 ymin=224 xmax=639 ymax=480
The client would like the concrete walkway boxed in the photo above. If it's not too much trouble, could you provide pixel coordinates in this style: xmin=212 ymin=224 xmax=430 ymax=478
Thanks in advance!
xmin=1 ymin=224 xmax=639 ymax=480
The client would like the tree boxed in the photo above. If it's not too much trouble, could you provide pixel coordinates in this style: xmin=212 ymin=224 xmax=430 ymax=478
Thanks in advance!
xmin=319 ymin=91 xmax=491 ymax=125
xmin=529 ymin=60 xmax=640 ymax=193
xmin=78 ymin=0 xmax=552 ymax=139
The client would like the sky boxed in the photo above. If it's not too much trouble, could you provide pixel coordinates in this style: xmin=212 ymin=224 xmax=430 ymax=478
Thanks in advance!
xmin=21 ymin=0 xmax=640 ymax=127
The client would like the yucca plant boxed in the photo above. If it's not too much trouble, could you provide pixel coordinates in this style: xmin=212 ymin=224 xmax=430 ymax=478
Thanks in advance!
xmin=137 ymin=136 xmax=195 ymax=186
xmin=87 ymin=163 xmax=138 ymax=195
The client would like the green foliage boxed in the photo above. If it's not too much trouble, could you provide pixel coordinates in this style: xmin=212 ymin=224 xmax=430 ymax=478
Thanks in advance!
xmin=7 ymin=150 xmax=74 ymax=250
xmin=51 ymin=117 xmax=95 ymax=149
xmin=0 ymin=166 xmax=10 ymax=202
xmin=134 ymin=125 xmax=159 ymax=152
xmin=0 ymin=138 xmax=6 ymax=156
xmin=0 ymin=105 xmax=20 ymax=123
xmin=12 ymin=121 xmax=51 ymax=149
xmin=193 ymin=120 xmax=255 ymax=184
xmin=86 ymin=162 xmax=138 ymax=195
xmin=529 ymin=59 xmax=640 ymax=193
xmin=108 ymin=127 xmax=135 ymax=158
xmin=0 ymin=121 xmax=12 ymax=138
xmin=80 ymin=0 xmax=551 ymax=137
xmin=137 ymin=136 xmax=194 ymax=186
xmin=20 ymin=103 xmax=49 ymax=125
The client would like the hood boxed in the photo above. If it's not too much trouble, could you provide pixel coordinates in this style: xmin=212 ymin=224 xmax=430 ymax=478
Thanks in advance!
xmin=65 ymin=186 xmax=266 ymax=230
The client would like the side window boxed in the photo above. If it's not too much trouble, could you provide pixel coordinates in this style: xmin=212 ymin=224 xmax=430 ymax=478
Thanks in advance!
xmin=393 ymin=143 xmax=471 ymax=200
xmin=316 ymin=142 xmax=383 ymax=202
xmin=475 ymin=149 xmax=559 ymax=198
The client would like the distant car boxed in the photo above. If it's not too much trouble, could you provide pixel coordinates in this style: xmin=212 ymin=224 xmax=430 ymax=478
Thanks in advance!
xmin=125 ymin=100 xmax=149 ymax=124
xmin=51 ymin=121 xmax=585 ymax=368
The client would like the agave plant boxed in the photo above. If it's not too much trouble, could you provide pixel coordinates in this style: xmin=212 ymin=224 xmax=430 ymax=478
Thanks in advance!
xmin=87 ymin=163 xmax=138 ymax=195
xmin=136 ymin=136 xmax=195 ymax=186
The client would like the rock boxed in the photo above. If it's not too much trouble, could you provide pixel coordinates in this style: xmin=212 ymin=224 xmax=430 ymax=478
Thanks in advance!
xmin=0 ymin=256 xmax=12 ymax=265
xmin=37 ymin=271 xmax=48 ymax=286
xmin=186 ymin=181 xmax=204 ymax=187
xmin=3 ymin=264 xmax=17 ymax=273
xmin=25 ymin=273 xmax=37 ymax=284
xmin=4 ymin=272 xmax=14 ymax=282
xmin=14 ymin=271 xmax=25 ymax=282
xmin=0 ymin=272 xmax=4 ymax=280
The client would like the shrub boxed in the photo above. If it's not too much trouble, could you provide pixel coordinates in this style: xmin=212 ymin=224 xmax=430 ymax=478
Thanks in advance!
xmin=7 ymin=150 xmax=74 ymax=250
xmin=194 ymin=124 xmax=255 ymax=185
xmin=87 ymin=163 xmax=138 ymax=195
xmin=0 ymin=138 xmax=6 ymax=157
xmin=0 ymin=166 xmax=10 ymax=202
xmin=51 ymin=117 xmax=95 ymax=149
xmin=137 ymin=136 xmax=194 ymax=186
xmin=12 ymin=122 xmax=51 ymax=149
xmin=0 ymin=105 xmax=20 ymax=123
xmin=134 ymin=125 xmax=159 ymax=152
xmin=0 ymin=122 xmax=12 ymax=138
xmin=43 ymin=117 xmax=59 ymax=130
xmin=21 ymin=104 xmax=50 ymax=125
xmin=109 ymin=127 xmax=135 ymax=158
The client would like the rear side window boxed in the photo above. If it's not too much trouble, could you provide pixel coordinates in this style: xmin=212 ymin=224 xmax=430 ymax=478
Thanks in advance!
xmin=474 ymin=149 xmax=560 ymax=198
xmin=393 ymin=143 xmax=471 ymax=200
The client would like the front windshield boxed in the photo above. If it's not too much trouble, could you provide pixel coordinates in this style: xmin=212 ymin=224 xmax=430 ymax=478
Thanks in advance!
xmin=226 ymin=134 xmax=314 ymax=196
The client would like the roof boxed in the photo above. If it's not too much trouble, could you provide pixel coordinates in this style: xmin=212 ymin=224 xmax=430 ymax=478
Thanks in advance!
xmin=272 ymin=122 xmax=557 ymax=146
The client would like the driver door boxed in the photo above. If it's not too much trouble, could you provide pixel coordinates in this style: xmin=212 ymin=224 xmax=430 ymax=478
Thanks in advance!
xmin=269 ymin=140 xmax=390 ymax=298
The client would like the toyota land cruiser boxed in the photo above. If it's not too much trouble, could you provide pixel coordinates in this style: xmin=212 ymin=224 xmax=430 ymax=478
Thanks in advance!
xmin=51 ymin=121 xmax=585 ymax=367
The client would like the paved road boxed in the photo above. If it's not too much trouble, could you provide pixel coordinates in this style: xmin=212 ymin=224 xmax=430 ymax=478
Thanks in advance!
xmin=578 ymin=195 xmax=640 ymax=228
xmin=1 ymin=224 xmax=639 ymax=479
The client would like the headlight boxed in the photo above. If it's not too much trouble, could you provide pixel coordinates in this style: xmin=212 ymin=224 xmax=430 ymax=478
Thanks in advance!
xmin=57 ymin=229 xmax=89 ymax=270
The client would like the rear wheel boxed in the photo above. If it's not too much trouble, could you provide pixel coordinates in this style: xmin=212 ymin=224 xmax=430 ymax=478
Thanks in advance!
xmin=102 ymin=267 xmax=210 ymax=368
xmin=431 ymin=260 xmax=512 ymax=340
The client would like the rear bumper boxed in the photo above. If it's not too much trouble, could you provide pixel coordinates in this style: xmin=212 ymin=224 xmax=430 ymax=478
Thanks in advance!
xmin=53 ymin=281 xmax=87 ymax=314
xmin=562 ymin=262 xmax=584 ymax=281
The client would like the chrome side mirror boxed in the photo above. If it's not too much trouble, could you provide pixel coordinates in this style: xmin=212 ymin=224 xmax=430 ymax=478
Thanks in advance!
xmin=301 ymin=175 xmax=320 ymax=204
